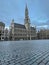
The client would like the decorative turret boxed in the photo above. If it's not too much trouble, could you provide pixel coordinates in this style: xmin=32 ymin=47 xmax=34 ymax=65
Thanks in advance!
xmin=11 ymin=19 xmax=14 ymax=24
xmin=24 ymin=4 xmax=30 ymax=30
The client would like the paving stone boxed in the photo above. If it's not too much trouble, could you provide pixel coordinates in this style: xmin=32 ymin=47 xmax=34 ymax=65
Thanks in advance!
xmin=43 ymin=56 xmax=49 ymax=64
xmin=14 ymin=63 xmax=21 ymax=65
xmin=36 ymin=53 xmax=49 ymax=64
xmin=46 ymin=62 xmax=49 ymax=65
xmin=27 ymin=62 xmax=37 ymax=65
xmin=39 ymin=62 xmax=45 ymax=65
xmin=1 ymin=41 xmax=49 ymax=65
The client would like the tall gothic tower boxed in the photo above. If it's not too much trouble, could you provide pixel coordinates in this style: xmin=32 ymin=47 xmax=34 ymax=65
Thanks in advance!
xmin=24 ymin=4 xmax=30 ymax=30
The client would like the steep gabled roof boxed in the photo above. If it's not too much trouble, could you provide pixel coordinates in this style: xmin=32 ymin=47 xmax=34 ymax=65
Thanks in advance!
xmin=0 ymin=22 xmax=5 ymax=27
xmin=31 ymin=27 xmax=36 ymax=30
xmin=14 ymin=23 xmax=26 ymax=29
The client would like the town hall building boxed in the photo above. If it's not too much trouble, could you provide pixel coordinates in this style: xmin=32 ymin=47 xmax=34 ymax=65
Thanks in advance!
xmin=9 ymin=5 xmax=37 ymax=40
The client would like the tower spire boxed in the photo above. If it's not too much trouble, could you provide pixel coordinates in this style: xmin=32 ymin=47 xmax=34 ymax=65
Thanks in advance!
xmin=24 ymin=4 xmax=30 ymax=30
xmin=25 ymin=4 xmax=29 ymax=19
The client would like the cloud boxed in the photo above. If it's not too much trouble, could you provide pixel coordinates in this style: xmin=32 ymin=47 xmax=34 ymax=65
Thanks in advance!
xmin=31 ymin=19 xmax=49 ymax=26
xmin=39 ymin=0 xmax=49 ymax=18
xmin=37 ymin=25 xmax=48 ymax=28
xmin=0 ymin=0 xmax=49 ymax=29
xmin=32 ymin=19 xmax=49 ymax=30
xmin=5 ymin=26 xmax=9 ymax=29
xmin=36 ymin=25 xmax=49 ymax=31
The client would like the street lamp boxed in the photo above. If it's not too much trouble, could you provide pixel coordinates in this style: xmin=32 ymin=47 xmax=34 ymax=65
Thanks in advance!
xmin=30 ymin=27 xmax=31 ymax=40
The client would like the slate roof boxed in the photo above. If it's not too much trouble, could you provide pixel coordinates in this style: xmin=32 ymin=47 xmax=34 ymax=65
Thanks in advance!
xmin=31 ymin=27 xmax=36 ymax=30
xmin=14 ymin=23 xmax=36 ymax=30
xmin=0 ymin=22 xmax=5 ymax=27
xmin=14 ymin=23 xmax=26 ymax=29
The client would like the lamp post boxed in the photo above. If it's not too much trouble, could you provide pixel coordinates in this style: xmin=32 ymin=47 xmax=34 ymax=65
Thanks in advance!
xmin=30 ymin=27 xmax=31 ymax=40
xmin=46 ymin=30 xmax=47 ymax=39
xmin=26 ymin=30 xmax=28 ymax=40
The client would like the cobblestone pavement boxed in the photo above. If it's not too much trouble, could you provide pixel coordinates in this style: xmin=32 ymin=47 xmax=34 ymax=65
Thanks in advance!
xmin=0 ymin=40 xmax=49 ymax=65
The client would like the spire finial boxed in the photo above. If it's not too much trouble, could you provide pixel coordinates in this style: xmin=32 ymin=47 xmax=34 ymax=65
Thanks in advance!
xmin=25 ymin=3 xmax=28 ymax=18
xmin=25 ymin=3 xmax=28 ymax=10
xmin=11 ymin=19 xmax=14 ymax=23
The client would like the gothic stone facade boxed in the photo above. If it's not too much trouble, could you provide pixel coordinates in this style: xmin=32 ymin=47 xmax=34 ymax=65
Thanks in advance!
xmin=0 ymin=22 xmax=5 ymax=40
xmin=9 ymin=5 xmax=37 ymax=40
xmin=37 ymin=29 xmax=49 ymax=39
xmin=9 ymin=21 xmax=36 ymax=40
